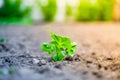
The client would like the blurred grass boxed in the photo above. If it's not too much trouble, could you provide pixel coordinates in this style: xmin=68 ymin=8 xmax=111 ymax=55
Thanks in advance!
xmin=98 ymin=0 xmax=114 ymax=21
xmin=66 ymin=4 xmax=72 ymax=17
xmin=0 ymin=0 xmax=32 ymax=25
xmin=0 ymin=0 xmax=117 ymax=24
xmin=37 ymin=0 xmax=57 ymax=22
xmin=0 ymin=17 xmax=33 ymax=25
xmin=75 ymin=0 xmax=114 ymax=21
xmin=65 ymin=3 xmax=73 ymax=21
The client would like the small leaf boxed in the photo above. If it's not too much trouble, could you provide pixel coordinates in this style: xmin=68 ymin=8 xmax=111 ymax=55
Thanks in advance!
xmin=51 ymin=32 xmax=60 ymax=41
xmin=58 ymin=53 xmax=66 ymax=61
xmin=63 ymin=37 xmax=71 ymax=44
xmin=52 ymin=55 xmax=58 ymax=62
xmin=41 ymin=43 xmax=55 ymax=54
xmin=67 ymin=49 xmax=74 ymax=57
xmin=0 ymin=38 xmax=6 ymax=43
xmin=72 ymin=42 xmax=77 ymax=47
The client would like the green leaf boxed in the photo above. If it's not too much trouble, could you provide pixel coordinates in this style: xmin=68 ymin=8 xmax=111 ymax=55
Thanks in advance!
xmin=58 ymin=53 xmax=66 ymax=61
xmin=67 ymin=49 xmax=74 ymax=56
xmin=41 ymin=43 xmax=55 ymax=54
xmin=71 ymin=42 xmax=77 ymax=50
xmin=52 ymin=55 xmax=58 ymax=62
xmin=51 ymin=32 xmax=60 ymax=42
xmin=62 ymin=37 xmax=71 ymax=47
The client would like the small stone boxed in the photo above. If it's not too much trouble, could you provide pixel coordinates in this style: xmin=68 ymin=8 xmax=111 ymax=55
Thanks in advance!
xmin=54 ymin=63 xmax=62 ymax=69
xmin=92 ymin=71 xmax=102 ymax=78
xmin=86 ymin=60 xmax=92 ymax=64
xmin=38 ymin=60 xmax=47 ymax=66
xmin=39 ymin=67 xmax=49 ymax=74
xmin=65 ymin=56 xmax=73 ymax=61
xmin=91 ymin=52 xmax=96 ymax=55
xmin=47 ymin=57 xmax=53 ymax=62
xmin=33 ymin=58 xmax=40 ymax=64
xmin=41 ymin=60 xmax=46 ymax=64
xmin=98 ymin=64 xmax=102 ymax=69
xmin=106 ymin=58 xmax=113 ymax=60
xmin=82 ymin=71 xmax=88 ymax=75
xmin=104 ymin=66 xmax=108 ymax=70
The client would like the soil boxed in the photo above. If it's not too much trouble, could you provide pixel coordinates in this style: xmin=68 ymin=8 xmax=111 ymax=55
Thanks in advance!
xmin=0 ymin=22 xmax=120 ymax=80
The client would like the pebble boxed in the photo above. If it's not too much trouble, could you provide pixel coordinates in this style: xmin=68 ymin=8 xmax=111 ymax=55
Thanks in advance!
xmin=33 ymin=58 xmax=40 ymax=64
xmin=65 ymin=56 xmax=73 ymax=61
xmin=40 ymin=60 xmax=47 ymax=65
xmin=54 ymin=63 xmax=62 ymax=69
xmin=38 ymin=60 xmax=47 ymax=66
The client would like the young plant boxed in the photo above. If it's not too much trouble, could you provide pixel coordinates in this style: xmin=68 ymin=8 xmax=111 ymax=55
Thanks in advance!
xmin=41 ymin=32 xmax=77 ymax=62
xmin=0 ymin=38 xmax=6 ymax=43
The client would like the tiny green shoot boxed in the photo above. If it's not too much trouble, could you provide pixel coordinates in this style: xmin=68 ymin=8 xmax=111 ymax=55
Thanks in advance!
xmin=41 ymin=32 xmax=77 ymax=62
xmin=0 ymin=38 xmax=6 ymax=43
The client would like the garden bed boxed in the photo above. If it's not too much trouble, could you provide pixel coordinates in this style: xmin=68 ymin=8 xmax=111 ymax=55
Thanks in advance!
xmin=0 ymin=23 xmax=120 ymax=80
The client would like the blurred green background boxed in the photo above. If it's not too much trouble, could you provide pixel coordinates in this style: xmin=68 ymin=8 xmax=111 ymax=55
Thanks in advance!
xmin=75 ymin=0 xmax=114 ymax=21
xmin=0 ymin=0 xmax=119 ymax=24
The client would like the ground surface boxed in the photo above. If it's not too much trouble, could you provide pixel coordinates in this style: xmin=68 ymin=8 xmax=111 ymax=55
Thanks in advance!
xmin=0 ymin=22 xmax=120 ymax=80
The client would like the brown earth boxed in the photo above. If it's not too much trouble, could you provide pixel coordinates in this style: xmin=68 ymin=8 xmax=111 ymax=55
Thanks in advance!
xmin=0 ymin=22 xmax=120 ymax=80
xmin=50 ymin=22 xmax=120 ymax=80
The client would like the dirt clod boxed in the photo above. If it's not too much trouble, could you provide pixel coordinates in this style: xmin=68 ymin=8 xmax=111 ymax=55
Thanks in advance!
xmin=92 ymin=72 xmax=102 ymax=78
xmin=98 ymin=64 xmax=102 ymax=69
xmin=65 ymin=56 xmax=73 ymax=61
xmin=106 ymin=58 xmax=113 ymax=61
xmin=39 ymin=60 xmax=47 ymax=66
xmin=54 ymin=63 xmax=62 ymax=69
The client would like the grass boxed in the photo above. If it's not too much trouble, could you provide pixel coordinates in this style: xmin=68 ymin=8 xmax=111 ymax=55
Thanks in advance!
xmin=37 ymin=0 xmax=57 ymax=22
xmin=75 ymin=0 xmax=114 ymax=21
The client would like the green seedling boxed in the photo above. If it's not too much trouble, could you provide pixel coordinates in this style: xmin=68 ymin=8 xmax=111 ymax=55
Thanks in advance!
xmin=41 ymin=32 xmax=77 ymax=62
xmin=0 ymin=38 xmax=6 ymax=43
